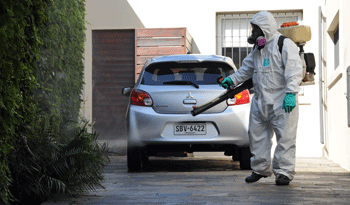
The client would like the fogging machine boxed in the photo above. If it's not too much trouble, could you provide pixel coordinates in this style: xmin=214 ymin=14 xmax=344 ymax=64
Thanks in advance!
xmin=191 ymin=78 xmax=253 ymax=116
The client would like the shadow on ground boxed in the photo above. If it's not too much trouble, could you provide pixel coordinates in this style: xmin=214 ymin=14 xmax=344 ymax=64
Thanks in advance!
xmin=104 ymin=156 xmax=242 ymax=173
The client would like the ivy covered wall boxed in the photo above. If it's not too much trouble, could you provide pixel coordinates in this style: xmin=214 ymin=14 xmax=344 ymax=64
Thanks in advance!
xmin=0 ymin=1 xmax=48 ymax=203
xmin=0 ymin=0 xmax=90 ymax=204
xmin=35 ymin=0 xmax=86 ymax=124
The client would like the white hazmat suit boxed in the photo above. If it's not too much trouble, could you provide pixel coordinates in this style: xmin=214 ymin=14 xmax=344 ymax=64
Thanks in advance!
xmin=228 ymin=11 xmax=303 ymax=180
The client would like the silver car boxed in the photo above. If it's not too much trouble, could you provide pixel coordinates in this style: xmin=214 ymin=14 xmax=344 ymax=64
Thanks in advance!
xmin=122 ymin=54 xmax=252 ymax=171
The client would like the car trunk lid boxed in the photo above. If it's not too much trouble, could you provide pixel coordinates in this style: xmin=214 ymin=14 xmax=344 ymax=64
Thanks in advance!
xmin=140 ymin=85 xmax=228 ymax=114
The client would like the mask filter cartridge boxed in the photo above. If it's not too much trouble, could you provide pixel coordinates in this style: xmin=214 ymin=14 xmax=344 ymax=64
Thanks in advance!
xmin=256 ymin=36 xmax=266 ymax=50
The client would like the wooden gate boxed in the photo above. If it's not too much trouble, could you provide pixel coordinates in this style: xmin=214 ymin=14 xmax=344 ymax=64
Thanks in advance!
xmin=92 ymin=30 xmax=135 ymax=139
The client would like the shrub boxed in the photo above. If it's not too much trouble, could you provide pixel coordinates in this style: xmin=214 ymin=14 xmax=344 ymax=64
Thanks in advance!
xmin=9 ymin=115 xmax=109 ymax=205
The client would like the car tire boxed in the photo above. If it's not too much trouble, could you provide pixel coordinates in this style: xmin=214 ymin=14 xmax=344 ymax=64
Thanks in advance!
xmin=239 ymin=147 xmax=252 ymax=170
xmin=127 ymin=145 xmax=145 ymax=172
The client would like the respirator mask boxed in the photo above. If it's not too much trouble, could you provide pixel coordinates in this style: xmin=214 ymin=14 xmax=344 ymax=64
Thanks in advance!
xmin=247 ymin=24 xmax=266 ymax=50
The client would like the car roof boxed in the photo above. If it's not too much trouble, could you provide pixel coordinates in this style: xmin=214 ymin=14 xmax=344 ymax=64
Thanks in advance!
xmin=143 ymin=54 xmax=236 ymax=70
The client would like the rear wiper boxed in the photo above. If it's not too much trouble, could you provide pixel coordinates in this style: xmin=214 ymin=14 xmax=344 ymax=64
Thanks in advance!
xmin=163 ymin=81 xmax=199 ymax=89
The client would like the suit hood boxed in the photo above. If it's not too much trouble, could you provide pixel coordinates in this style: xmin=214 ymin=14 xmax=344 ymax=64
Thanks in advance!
xmin=250 ymin=11 xmax=278 ymax=42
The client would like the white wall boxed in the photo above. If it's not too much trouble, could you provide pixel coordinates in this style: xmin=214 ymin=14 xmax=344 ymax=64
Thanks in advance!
xmin=323 ymin=0 xmax=350 ymax=171
xmin=127 ymin=0 xmax=324 ymax=157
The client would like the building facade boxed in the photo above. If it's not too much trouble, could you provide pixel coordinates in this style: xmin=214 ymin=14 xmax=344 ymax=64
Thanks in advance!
xmin=319 ymin=0 xmax=350 ymax=171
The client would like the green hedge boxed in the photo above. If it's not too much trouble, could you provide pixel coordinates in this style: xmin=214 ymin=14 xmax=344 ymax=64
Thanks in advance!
xmin=1 ymin=1 xmax=108 ymax=204
xmin=0 ymin=1 xmax=48 ymax=204
xmin=35 ymin=0 xmax=86 ymax=124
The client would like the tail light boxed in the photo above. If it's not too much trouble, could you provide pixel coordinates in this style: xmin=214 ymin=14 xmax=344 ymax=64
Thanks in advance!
xmin=130 ymin=89 xmax=153 ymax=106
xmin=227 ymin=89 xmax=250 ymax=106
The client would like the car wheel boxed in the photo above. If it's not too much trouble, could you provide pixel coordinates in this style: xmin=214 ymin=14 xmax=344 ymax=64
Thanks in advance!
xmin=239 ymin=147 xmax=252 ymax=170
xmin=127 ymin=145 xmax=145 ymax=172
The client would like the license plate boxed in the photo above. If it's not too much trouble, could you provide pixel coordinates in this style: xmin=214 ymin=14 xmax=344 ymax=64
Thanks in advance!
xmin=174 ymin=124 xmax=206 ymax=135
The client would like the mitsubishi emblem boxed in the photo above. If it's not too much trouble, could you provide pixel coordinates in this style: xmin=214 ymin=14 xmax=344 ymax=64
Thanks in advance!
xmin=186 ymin=92 xmax=194 ymax=99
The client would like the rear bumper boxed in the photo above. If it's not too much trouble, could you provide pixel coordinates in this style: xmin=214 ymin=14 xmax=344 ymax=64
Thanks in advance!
xmin=126 ymin=104 xmax=250 ymax=147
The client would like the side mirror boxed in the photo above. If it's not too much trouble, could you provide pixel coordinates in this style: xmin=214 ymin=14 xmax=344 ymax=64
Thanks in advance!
xmin=122 ymin=87 xmax=133 ymax=96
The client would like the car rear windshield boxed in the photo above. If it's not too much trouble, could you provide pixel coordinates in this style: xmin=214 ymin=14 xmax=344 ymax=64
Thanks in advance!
xmin=141 ymin=62 xmax=235 ymax=85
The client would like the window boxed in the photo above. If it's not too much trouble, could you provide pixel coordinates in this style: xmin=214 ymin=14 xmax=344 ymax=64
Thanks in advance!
xmin=216 ymin=11 xmax=303 ymax=68
xmin=141 ymin=62 xmax=234 ymax=85
xmin=334 ymin=26 xmax=339 ymax=69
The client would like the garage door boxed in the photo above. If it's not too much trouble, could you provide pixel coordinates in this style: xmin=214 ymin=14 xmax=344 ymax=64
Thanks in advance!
xmin=92 ymin=30 xmax=135 ymax=140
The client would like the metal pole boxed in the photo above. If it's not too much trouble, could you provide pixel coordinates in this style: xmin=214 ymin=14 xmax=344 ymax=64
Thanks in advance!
xmin=318 ymin=6 xmax=325 ymax=144
xmin=238 ymin=14 xmax=241 ymax=68
xmin=224 ymin=14 xmax=226 ymax=57
xmin=348 ymin=67 xmax=350 ymax=127
xmin=231 ymin=14 xmax=234 ymax=61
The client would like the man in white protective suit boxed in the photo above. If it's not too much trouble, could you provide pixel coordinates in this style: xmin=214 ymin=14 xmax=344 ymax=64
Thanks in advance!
xmin=220 ymin=10 xmax=303 ymax=185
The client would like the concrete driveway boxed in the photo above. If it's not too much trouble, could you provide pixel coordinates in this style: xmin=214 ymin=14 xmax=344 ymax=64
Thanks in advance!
xmin=43 ymin=155 xmax=350 ymax=205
